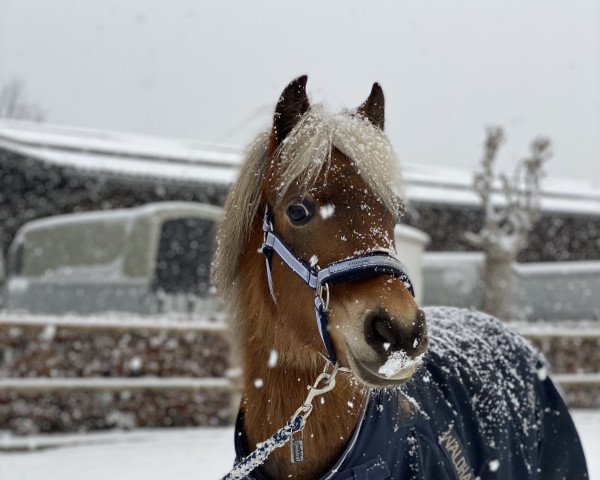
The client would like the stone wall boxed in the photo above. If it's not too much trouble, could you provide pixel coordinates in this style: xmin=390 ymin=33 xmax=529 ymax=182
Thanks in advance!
xmin=403 ymin=203 xmax=600 ymax=262
xmin=528 ymin=334 xmax=600 ymax=408
xmin=0 ymin=152 xmax=229 ymax=262
xmin=0 ymin=322 xmax=232 ymax=434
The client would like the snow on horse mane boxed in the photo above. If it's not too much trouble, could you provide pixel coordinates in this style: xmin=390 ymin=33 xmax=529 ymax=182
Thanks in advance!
xmin=272 ymin=105 xmax=402 ymax=210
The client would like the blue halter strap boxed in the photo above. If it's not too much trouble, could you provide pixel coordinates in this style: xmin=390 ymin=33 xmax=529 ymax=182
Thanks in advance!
xmin=261 ymin=207 xmax=415 ymax=364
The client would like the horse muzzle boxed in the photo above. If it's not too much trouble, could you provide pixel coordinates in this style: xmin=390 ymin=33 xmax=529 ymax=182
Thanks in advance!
xmin=343 ymin=308 xmax=428 ymax=387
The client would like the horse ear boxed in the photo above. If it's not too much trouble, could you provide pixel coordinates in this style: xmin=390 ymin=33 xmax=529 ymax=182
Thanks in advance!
xmin=273 ymin=75 xmax=310 ymax=144
xmin=357 ymin=82 xmax=385 ymax=130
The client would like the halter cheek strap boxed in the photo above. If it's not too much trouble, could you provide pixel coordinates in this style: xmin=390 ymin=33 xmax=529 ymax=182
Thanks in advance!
xmin=261 ymin=207 xmax=415 ymax=364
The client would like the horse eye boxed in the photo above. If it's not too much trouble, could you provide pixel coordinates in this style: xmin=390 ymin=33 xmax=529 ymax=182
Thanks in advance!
xmin=286 ymin=200 xmax=313 ymax=225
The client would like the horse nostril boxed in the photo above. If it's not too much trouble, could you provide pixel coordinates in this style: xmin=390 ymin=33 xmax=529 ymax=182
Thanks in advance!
xmin=373 ymin=317 xmax=397 ymax=345
xmin=364 ymin=308 xmax=428 ymax=357
xmin=364 ymin=310 xmax=402 ymax=354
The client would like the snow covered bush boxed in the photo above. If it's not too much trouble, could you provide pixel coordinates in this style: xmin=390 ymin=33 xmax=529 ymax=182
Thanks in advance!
xmin=466 ymin=127 xmax=551 ymax=320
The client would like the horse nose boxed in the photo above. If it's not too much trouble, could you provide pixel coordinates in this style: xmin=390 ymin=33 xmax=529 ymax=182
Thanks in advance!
xmin=364 ymin=308 xmax=428 ymax=357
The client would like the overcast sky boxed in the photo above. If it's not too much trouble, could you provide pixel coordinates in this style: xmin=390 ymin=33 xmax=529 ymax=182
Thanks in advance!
xmin=1 ymin=0 xmax=599 ymax=184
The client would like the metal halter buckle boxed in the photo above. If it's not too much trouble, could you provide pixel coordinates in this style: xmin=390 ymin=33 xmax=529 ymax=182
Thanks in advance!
xmin=263 ymin=220 xmax=273 ymax=244
xmin=291 ymin=363 xmax=338 ymax=422
xmin=317 ymin=282 xmax=330 ymax=311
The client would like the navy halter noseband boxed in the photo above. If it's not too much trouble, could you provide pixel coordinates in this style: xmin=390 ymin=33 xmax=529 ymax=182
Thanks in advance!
xmin=261 ymin=207 xmax=415 ymax=364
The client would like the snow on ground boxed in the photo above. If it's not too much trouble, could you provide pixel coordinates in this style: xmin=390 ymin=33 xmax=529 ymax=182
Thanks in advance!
xmin=0 ymin=427 xmax=231 ymax=480
xmin=1 ymin=410 xmax=599 ymax=479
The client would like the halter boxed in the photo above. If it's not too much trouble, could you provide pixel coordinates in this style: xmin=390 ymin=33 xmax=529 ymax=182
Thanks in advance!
xmin=222 ymin=207 xmax=416 ymax=479
xmin=261 ymin=206 xmax=415 ymax=364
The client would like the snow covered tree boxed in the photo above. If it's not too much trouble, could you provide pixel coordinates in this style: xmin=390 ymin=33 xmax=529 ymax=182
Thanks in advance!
xmin=466 ymin=127 xmax=551 ymax=320
xmin=0 ymin=79 xmax=46 ymax=121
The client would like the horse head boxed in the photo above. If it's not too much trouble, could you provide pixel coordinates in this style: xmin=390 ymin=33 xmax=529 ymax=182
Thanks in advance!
xmin=214 ymin=76 xmax=427 ymax=389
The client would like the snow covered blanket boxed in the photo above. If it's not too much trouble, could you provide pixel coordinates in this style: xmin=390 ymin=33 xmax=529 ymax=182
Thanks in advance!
xmin=234 ymin=308 xmax=588 ymax=479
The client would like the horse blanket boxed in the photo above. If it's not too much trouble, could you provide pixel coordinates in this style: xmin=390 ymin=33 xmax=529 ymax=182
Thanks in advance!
xmin=234 ymin=307 xmax=588 ymax=479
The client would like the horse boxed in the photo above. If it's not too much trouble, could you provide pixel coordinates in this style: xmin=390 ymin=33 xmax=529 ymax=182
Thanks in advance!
xmin=211 ymin=76 xmax=588 ymax=479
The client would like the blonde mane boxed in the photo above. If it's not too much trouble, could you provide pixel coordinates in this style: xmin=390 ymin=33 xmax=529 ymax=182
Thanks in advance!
xmin=211 ymin=105 xmax=404 ymax=304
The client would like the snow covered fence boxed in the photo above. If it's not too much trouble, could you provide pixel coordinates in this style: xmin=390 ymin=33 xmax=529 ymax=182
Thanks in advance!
xmin=552 ymin=373 xmax=600 ymax=386
xmin=1 ymin=309 xmax=598 ymax=437
xmin=511 ymin=322 xmax=600 ymax=338
xmin=0 ymin=377 xmax=233 ymax=392
xmin=0 ymin=312 xmax=229 ymax=332
xmin=512 ymin=321 xmax=600 ymax=407
xmin=0 ymin=312 xmax=235 ymax=434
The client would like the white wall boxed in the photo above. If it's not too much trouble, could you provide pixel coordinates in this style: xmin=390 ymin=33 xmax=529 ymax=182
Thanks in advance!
xmin=423 ymin=252 xmax=600 ymax=321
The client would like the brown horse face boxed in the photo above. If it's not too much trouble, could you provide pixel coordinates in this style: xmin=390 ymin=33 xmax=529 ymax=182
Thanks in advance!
xmin=265 ymin=76 xmax=427 ymax=387
xmin=267 ymin=148 xmax=428 ymax=387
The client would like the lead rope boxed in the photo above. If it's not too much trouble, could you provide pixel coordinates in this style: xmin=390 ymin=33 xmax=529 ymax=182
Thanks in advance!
xmin=222 ymin=362 xmax=345 ymax=480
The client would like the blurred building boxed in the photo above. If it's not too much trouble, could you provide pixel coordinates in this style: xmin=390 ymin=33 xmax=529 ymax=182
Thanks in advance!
xmin=1 ymin=119 xmax=599 ymax=266
xmin=0 ymin=119 xmax=234 ymax=265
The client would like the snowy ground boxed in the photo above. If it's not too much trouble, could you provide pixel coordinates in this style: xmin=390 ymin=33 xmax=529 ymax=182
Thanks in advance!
xmin=1 ymin=410 xmax=598 ymax=479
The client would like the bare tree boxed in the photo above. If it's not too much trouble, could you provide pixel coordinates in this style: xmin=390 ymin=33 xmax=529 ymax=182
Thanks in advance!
xmin=0 ymin=79 xmax=46 ymax=121
xmin=466 ymin=127 xmax=551 ymax=320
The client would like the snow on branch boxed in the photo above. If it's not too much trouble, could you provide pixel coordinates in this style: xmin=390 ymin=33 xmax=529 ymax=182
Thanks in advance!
xmin=466 ymin=127 xmax=551 ymax=260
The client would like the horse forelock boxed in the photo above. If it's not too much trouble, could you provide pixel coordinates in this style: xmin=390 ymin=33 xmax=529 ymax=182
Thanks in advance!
xmin=211 ymin=105 xmax=404 ymax=311
xmin=273 ymin=106 xmax=403 ymax=211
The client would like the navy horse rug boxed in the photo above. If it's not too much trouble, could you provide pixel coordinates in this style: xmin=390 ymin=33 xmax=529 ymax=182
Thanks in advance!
xmin=233 ymin=308 xmax=588 ymax=479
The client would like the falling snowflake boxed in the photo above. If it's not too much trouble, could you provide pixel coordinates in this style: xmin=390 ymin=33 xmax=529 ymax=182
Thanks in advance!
xmin=319 ymin=204 xmax=335 ymax=219
xmin=268 ymin=350 xmax=278 ymax=368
